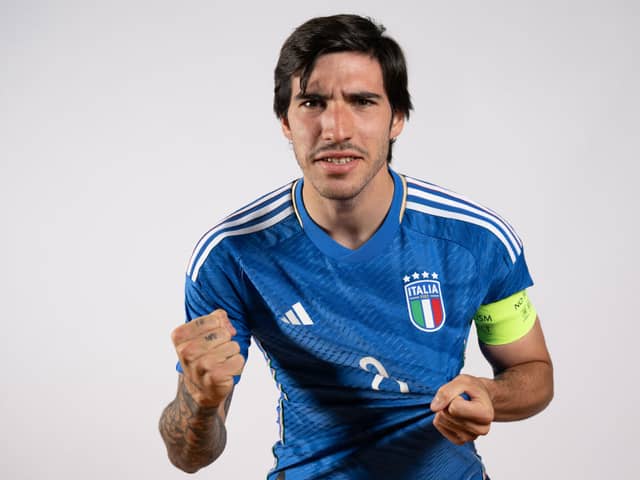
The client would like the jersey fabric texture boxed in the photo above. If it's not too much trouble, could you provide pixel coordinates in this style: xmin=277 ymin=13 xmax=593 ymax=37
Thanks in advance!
xmin=181 ymin=169 xmax=533 ymax=480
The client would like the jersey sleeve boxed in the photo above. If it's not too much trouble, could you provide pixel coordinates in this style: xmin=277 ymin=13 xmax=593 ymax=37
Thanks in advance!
xmin=474 ymin=240 xmax=536 ymax=345
xmin=483 ymin=246 xmax=533 ymax=305
xmin=176 ymin=252 xmax=252 ymax=382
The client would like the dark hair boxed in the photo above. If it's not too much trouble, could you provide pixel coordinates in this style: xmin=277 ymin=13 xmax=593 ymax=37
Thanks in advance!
xmin=274 ymin=14 xmax=413 ymax=162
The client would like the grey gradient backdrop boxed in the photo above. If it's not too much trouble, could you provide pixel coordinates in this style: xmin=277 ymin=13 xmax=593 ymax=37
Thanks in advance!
xmin=2 ymin=1 xmax=638 ymax=478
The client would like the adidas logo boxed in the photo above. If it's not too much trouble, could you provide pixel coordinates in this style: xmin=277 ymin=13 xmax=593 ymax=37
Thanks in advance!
xmin=280 ymin=302 xmax=314 ymax=325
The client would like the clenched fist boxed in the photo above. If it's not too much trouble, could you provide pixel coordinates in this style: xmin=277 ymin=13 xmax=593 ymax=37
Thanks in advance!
xmin=171 ymin=309 xmax=245 ymax=408
xmin=431 ymin=374 xmax=494 ymax=445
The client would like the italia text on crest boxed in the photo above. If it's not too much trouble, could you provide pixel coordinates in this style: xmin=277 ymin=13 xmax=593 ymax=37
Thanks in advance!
xmin=403 ymin=271 xmax=446 ymax=332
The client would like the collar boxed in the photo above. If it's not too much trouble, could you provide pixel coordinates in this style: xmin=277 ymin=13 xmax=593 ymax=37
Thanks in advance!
xmin=291 ymin=169 xmax=407 ymax=263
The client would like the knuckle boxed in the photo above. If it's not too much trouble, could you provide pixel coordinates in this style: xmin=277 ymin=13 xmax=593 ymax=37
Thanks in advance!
xmin=433 ymin=390 xmax=449 ymax=406
xmin=477 ymin=404 xmax=494 ymax=423
xmin=170 ymin=326 xmax=184 ymax=345
xmin=229 ymin=353 xmax=246 ymax=372
xmin=209 ymin=309 xmax=228 ymax=324
xmin=175 ymin=341 xmax=187 ymax=357
xmin=481 ymin=411 xmax=494 ymax=424
xmin=177 ymin=342 xmax=196 ymax=363
xmin=433 ymin=415 xmax=442 ymax=429
xmin=202 ymin=327 xmax=231 ymax=345
xmin=239 ymin=355 xmax=247 ymax=368
xmin=218 ymin=327 xmax=232 ymax=342
xmin=447 ymin=400 xmax=460 ymax=416
xmin=229 ymin=341 xmax=241 ymax=355
xmin=434 ymin=412 xmax=451 ymax=430
xmin=435 ymin=383 xmax=449 ymax=395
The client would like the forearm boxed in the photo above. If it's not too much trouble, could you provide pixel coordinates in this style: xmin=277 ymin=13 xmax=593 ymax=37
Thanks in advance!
xmin=159 ymin=376 xmax=230 ymax=473
xmin=480 ymin=360 xmax=553 ymax=422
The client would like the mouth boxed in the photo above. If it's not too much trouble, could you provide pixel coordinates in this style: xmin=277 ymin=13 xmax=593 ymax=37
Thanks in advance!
xmin=313 ymin=148 xmax=364 ymax=165
xmin=318 ymin=156 xmax=359 ymax=165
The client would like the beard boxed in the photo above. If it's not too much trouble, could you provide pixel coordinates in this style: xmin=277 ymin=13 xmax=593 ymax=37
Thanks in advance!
xmin=294 ymin=140 xmax=390 ymax=203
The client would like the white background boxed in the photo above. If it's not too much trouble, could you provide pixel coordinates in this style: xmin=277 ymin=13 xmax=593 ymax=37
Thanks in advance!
xmin=2 ymin=1 xmax=638 ymax=478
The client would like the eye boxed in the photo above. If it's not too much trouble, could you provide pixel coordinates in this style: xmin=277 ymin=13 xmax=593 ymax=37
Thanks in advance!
xmin=354 ymin=97 xmax=376 ymax=107
xmin=301 ymin=99 xmax=324 ymax=109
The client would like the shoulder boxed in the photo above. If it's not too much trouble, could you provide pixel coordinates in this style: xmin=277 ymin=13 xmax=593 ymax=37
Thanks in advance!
xmin=186 ymin=180 xmax=300 ymax=282
xmin=402 ymin=174 xmax=524 ymax=266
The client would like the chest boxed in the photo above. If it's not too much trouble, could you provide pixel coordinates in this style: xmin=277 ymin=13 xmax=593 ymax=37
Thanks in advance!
xmin=238 ymin=230 xmax=486 ymax=392
xmin=254 ymin=230 xmax=481 ymax=316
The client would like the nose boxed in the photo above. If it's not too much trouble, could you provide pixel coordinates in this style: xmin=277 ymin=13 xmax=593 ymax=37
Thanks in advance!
xmin=320 ymin=102 xmax=353 ymax=143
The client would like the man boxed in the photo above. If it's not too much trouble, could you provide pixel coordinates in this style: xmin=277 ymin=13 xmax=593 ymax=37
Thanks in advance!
xmin=159 ymin=14 xmax=553 ymax=479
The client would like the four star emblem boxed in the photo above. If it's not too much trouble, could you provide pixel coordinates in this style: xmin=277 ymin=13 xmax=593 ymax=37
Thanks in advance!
xmin=403 ymin=271 xmax=441 ymax=282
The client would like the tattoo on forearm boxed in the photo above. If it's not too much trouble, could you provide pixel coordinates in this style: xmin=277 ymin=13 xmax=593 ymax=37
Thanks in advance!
xmin=159 ymin=378 xmax=231 ymax=472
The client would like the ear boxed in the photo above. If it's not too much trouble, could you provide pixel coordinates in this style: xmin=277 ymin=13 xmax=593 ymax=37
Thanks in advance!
xmin=389 ymin=111 xmax=405 ymax=140
xmin=281 ymin=115 xmax=293 ymax=141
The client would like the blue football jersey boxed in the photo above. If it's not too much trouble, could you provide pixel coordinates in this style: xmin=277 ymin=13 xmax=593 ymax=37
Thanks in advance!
xmin=183 ymin=169 xmax=533 ymax=479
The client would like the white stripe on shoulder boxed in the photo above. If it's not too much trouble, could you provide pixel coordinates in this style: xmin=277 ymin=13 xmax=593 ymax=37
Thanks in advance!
xmin=191 ymin=206 xmax=293 ymax=282
xmin=406 ymin=185 xmax=522 ymax=257
xmin=405 ymin=201 xmax=517 ymax=264
xmin=407 ymin=177 xmax=522 ymax=247
xmin=225 ymin=183 xmax=292 ymax=222
xmin=187 ymin=184 xmax=292 ymax=276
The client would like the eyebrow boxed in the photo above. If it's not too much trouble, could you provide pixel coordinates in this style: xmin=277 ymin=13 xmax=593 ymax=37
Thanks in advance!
xmin=294 ymin=91 xmax=384 ymax=101
xmin=294 ymin=92 xmax=327 ymax=102
xmin=346 ymin=92 xmax=383 ymax=101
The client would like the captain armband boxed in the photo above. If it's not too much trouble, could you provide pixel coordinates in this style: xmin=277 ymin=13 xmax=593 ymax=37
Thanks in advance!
xmin=473 ymin=290 xmax=537 ymax=345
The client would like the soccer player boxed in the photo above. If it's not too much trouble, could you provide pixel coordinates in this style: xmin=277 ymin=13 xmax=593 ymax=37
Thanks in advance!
xmin=159 ymin=14 xmax=553 ymax=479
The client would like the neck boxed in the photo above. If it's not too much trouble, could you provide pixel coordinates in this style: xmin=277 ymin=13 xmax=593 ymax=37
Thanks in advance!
xmin=302 ymin=168 xmax=394 ymax=250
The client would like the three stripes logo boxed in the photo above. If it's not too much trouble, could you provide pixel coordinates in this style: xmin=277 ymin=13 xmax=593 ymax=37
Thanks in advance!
xmin=403 ymin=271 xmax=446 ymax=332
xmin=280 ymin=302 xmax=314 ymax=326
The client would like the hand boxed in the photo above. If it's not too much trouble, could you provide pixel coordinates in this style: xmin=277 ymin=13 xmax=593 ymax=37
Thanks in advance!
xmin=430 ymin=374 xmax=494 ymax=445
xmin=171 ymin=309 xmax=245 ymax=408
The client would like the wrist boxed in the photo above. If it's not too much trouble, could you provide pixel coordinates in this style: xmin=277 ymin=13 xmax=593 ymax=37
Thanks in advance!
xmin=180 ymin=378 xmax=222 ymax=414
xmin=478 ymin=377 xmax=498 ymax=405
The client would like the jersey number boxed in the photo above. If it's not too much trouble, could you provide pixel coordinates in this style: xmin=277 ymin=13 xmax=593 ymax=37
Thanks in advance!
xmin=359 ymin=356 xmax=409 ymax=393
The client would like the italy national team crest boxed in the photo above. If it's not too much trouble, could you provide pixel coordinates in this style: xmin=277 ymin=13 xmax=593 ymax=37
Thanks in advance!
xmin=403 ymin=272 xmax=446 ymax=332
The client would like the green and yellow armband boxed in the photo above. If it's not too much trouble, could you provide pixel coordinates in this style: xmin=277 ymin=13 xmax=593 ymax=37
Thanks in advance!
xmin=473 ymin=290 xmax=537 ymax=345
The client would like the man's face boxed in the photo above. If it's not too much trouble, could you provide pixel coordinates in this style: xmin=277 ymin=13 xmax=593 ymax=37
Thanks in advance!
xmin=281 ymin=51 xmax=404 ymax=202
